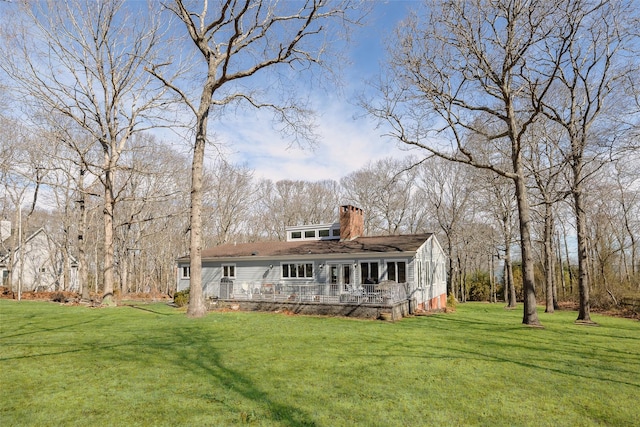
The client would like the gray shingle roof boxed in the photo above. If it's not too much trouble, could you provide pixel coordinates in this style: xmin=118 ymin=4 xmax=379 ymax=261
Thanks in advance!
xmin=177 ymin=233 xmax=433 ymax=261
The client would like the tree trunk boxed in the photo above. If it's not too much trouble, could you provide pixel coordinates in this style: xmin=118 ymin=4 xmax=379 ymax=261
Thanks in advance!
xmin=121 ymin=255 xmax=128 ymax=296
xmin=447 ymin=235 xmax=455 ymax=297
xmin=551 ymin=223 xmax=559 ymax=310
xmin=503 ymin=257 xmax=509 ymax=304
xmin=544 ymin=202 xmax=554 ymax=313
xmin=62 ymin=247 xmax=70 ymax=291
xmin=456 ymin=254 xmax=463 ymax=301
xmin=8 ymin=207 xmax=19 ymax=296
xmin=563 ymin=226 xmax=574 ymax=295
xmin=514 ymin=173 xmax=540 ymax=325
xmin=187 ymin=130 xmax=207 ymax=317
xmin=102 ymin=167 xmax=116 ymax=306
xmin=574 ymin=182 xmax=593 ymax=323
xmin=556 ymin=231 xmax=566 ymax=300
xmin=505 ymin=243 xmax=516 ymax=308
xmin=78 ymin=172 xmax=90 ymax=301
xmin=489 ymin=254 xmax=498 ymax=302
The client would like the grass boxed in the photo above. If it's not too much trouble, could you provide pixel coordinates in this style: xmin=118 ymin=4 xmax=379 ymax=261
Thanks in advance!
xmin=0 ymin=301 xmax=638 ymax=427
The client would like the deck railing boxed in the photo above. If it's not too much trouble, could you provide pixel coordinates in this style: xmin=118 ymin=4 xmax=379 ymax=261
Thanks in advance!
xmin=226 ymin=281 xmax=407 ymax=305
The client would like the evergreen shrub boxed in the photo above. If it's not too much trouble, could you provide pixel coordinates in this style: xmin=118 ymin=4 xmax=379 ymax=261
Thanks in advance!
xmin=174 ymin=289 xmax=190 ymax=307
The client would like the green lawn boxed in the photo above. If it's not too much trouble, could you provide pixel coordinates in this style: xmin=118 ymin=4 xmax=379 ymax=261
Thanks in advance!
xmin=1 ymin=300 xmax=638 ymax=426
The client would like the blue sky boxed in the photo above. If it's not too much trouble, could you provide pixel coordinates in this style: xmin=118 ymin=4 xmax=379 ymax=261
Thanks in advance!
xmin=0 ymin=0 xmax=421 ymax=184
xmin=215 ymin=1 xmax=420 ymax=183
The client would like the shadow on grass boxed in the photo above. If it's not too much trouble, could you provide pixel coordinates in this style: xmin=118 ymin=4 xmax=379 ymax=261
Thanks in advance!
xmin=2 ymin=313 xmax=318 ymax=426
xmin=166 ymin=325 xmax=318 ymax=426
xmin=122 ymin=303 xmax=174 ymax=316
xmin=0 ymin=316 xmax=101 ymax=340
xmin=394 ymin=313 xmax=640 ymax=389
xmin=0 ymin=341 xmax=136 ymax=362
xmin=448 ymin=340 xmax=640 ymax=389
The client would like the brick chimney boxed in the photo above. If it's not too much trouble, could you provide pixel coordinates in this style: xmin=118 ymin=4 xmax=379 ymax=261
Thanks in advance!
xmin=339 ymin=205 xmax=364 ymax=241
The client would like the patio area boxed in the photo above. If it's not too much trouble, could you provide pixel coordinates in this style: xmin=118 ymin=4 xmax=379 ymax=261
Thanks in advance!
xmin=224 ymin=281 xmax=408 ymax=305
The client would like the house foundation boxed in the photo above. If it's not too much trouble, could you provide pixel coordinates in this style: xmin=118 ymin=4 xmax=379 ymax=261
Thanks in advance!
xmin=207 ymin=298 xmax=412 ymax=321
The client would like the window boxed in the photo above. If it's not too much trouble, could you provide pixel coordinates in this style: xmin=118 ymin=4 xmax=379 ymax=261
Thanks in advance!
xmin=181 ymin=266 xmax=190 ymax=279
xmin=305 ymin=230 xmax=316 ymax=238
xmin=387 ymin=261 xmax=406 ymax=282
xmin=360 ymin=262 xmax=379 ymax=284
xmin=281 ymin=263 xmax=314 ymax=279
xmin=222 ymin=264 xmax=235 ymax=278
xmin=318 ymin=229 xmax=330 ymax=237
xmin=291 ymin=231 xmax=302 ymax=239
xmin=331 ymin=229 xmax=340 ymax=237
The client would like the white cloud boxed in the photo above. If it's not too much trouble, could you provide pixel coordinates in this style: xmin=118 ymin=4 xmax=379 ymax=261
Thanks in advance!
xmin=153 ymin=2 xmax=417 ymax=183
xmin=218 ymin=97 xmax=416 ymax=183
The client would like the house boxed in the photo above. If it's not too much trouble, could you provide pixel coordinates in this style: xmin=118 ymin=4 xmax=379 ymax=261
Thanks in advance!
xmin=176 ymin=205 xmax=447 ymax=318
xmin=1 ymin=224 xmax=78 ymax=293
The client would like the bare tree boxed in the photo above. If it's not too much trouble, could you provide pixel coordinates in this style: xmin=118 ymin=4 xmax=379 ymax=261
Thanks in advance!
xmin=150 ymin=0 xmax=361 ymax=316
xmin=415 ymin=157 xmax=474 ymax=299
xmin=340 ymin=166 xmax=384 ymax=235
xmin=474 ymin=169 xmax=520 ymax=307
xmin=111 ymin=133 xmax=188 ymax=295
xmin=340 ymin=157 xmax=417 ymax=236
xmin=251 ymin=179 xmax=339 ymax=241
xmin=1 ymin=0 xmax=177 ymax=305
xmin=0 ymin=117 xmax=48 ymax=298
xmin=49 ymin=120 xmax=105 ymax=301
xmin=202 ymin=160 xmax=255 ymax=246
xmin=365 ymin=0 xmax=573 ymax=325
xmin=525 ymin=124 xmax=567 ymax=313
xmin=612 ymin=158 xmax=640 ymax=286
xmin=539 ymin=0 xmax=640 ymax=323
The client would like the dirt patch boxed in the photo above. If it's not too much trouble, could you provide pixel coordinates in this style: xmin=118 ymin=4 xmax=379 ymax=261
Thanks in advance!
xmin=0 ymin=287 xmax=171 ymax=305
xmin=594 ymin=306 xmax=639 ymax=320
xmin=0 ymin=287 xmax=78 ymax=302
xmin=555 ymin=300 xmax=638 ymax=320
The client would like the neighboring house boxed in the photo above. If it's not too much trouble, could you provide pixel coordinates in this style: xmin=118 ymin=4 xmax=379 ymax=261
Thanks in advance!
xmin=0 ymin=226 xmax=78 ymax=292
xmin=177 ymin=205 xmax=447 ymax=315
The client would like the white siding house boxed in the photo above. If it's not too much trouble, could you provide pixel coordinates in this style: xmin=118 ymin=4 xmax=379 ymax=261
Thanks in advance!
xmin=1 ymin=228 xmax=78 ymax=292
xmin=177 ymin=206 xmax=448 ymax=314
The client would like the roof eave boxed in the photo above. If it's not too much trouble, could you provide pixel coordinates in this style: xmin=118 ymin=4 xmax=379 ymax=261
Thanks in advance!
xmin=178 ymin=250 xmax=418 ymax=264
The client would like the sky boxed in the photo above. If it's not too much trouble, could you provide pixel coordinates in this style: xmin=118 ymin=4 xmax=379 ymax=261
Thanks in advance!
xmin=0 ymin=0 xmax=420 ymax=185
xmin=210 ymin=1 xmax=419 ymax=183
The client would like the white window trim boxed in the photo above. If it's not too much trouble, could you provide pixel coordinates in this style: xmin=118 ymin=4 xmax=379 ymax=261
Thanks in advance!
xmin=326 ymin=261 xmax=355 ymax=286
xmin=384 ymin=259 xmax=408 ymax=282
xmin=180 ymin=266 xmax=191 ymax=279
xmin=286 ymin=224 xmax=340 ymax=241
xmin=222 ymin=263 xmax=236 ymax=279
xmin=280 ymin=262 xmax=315 ymax=279
xmin=359 ymin=260 xmax=380 ymax=284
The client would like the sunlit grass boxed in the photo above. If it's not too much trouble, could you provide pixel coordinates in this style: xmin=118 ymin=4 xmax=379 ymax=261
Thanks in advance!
xmin=1 ymin=300 xmax=638 ymax=426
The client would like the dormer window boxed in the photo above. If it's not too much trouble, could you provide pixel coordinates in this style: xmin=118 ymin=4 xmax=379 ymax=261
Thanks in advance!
xmin=285 ymin=223 xmax=340 ymax=241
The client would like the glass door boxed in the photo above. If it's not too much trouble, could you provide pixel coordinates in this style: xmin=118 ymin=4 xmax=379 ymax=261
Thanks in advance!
xmin=329 ymin=263 xmax=352 ymax=293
